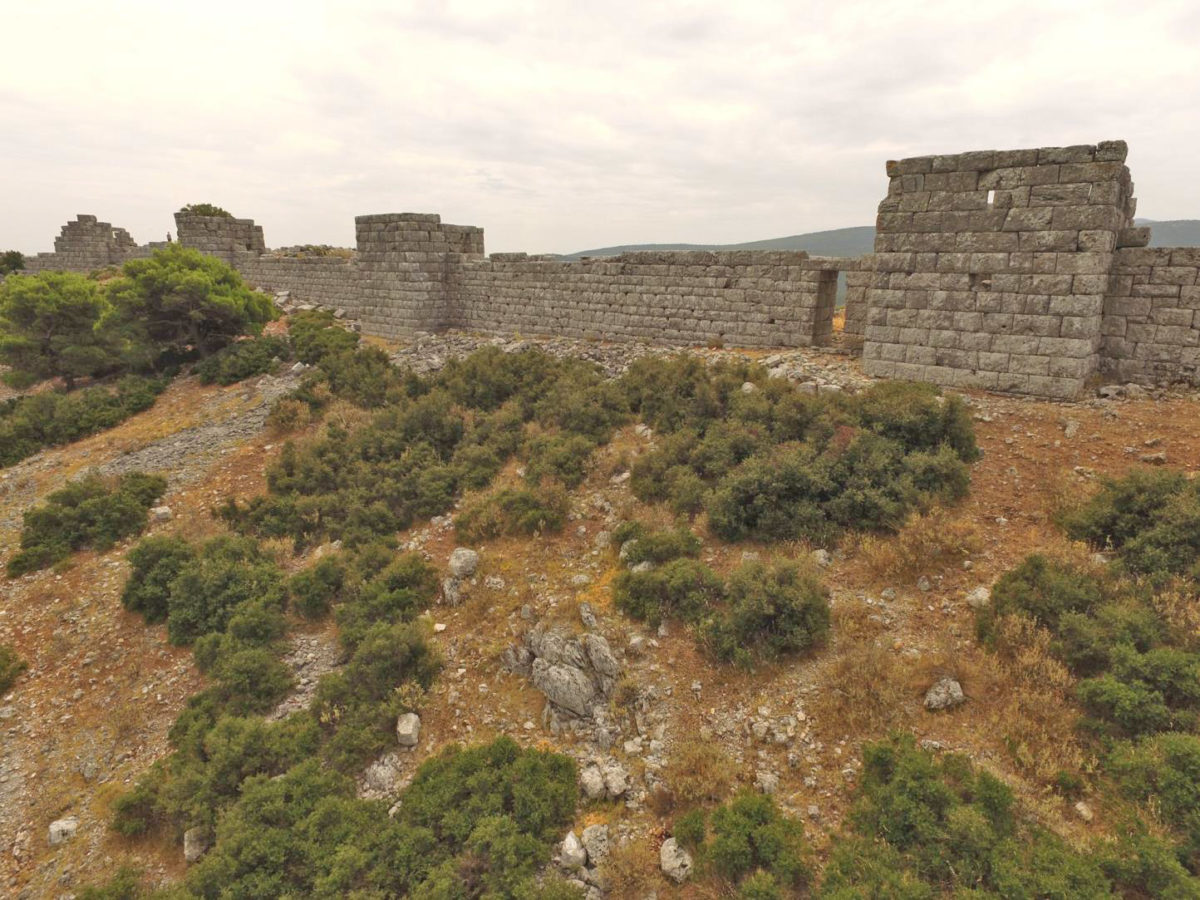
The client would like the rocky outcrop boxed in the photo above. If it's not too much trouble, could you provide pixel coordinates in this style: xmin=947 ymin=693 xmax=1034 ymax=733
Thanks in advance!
xmin=660 ymin=837 xmax=693 ymax=883
xmin=505 ymin=625 xmax=621 ymax=720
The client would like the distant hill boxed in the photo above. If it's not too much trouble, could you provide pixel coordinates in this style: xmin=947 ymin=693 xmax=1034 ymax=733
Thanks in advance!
xmin=563 ymin=220 xmax=1200 ymax=259
xmin=1140 ymin=219 xmax=1200 ymax=247
xmin=562 ymin=225 xmax=876 ymax=259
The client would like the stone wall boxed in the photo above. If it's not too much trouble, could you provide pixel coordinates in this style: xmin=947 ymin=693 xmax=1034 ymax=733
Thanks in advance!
xmin=23 ymin=215 xmax=152 ymax=273
xmin=174 ymin=213 xmax=265 ymax=264
xmin=353 ymin=213 xmax=484 ymax=339
xmin=454 ymin=250 xmax=852 ymax=347
xmin=1101 ymin=247 xmax=1200 ymax=384
xmin=862 ymin=141 xmax=1138 ymax=399
xmin=18 ymin=139 xmax=1200 ymax=397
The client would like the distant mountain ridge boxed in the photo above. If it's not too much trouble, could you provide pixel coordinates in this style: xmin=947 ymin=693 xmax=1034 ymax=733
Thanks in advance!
xmin=562 ymin=220 xmax=1200 ymax=259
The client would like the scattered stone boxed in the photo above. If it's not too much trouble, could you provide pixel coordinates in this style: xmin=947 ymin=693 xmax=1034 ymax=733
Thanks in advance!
xmin=1074 ymin=801 xmax=1095 ymax=823
xmin=581 ymin=824 xmax=610 ymax=865
xmin=1140 ymin=451 xmax=1167 ymax=465
xmin=48 ymin=817 xmax=78 ymax=846
xmin=916 ymin=576 xmax=932 ymax=592
xmin=660 ymin=837 xmax=694 ymax=884
xmin=812 ymin=549 xmax=832 ymax=568
xmin=448 ymin=547 xmax=479 ymax=578
xmin=485 ymin=575 xmax=506 ymax=591
xmin=965 ymin=586 xmax=991 ymax=610
xmin=441 ymin=577 xmax=462 ymax=606
xmin=580 ymin=765 xmax=607 ymax=800
xmin=924 ymin=676 xmax=966 ymax=711
xmin=755 ymin=769 xmax=779 ymax=794
xmin=579 ymin=602 xmax=598 ymax=630
xmin=149 ymin=505 xmax=172 ymax=523
xmin=183 ymin=826 xmax=209 ymax=864
xmin=396 ymin=712 xmax=421 ymax=747
xmin=561 ymin=831 xmax=587 ymax=869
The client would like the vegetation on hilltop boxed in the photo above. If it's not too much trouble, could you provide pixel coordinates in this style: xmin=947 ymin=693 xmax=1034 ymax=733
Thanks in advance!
xmin=176 ymin=203 xmax=232 ymax=218
xmin=1 ymin=249 xmax=26 ymax=275
xmin=0 ymin=247 xmax=275 ymax=467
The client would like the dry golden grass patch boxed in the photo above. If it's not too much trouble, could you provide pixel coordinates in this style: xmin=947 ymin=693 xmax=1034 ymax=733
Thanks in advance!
xmin=979 ymin=613 xmax=1087 ymax=782
xmin=661 ymin=737 xmax=738 ymax=808
xmin=856 ymin=506 xmax=982 ymax=584
xmin=601 ymin=840 xmax=661 ymax=899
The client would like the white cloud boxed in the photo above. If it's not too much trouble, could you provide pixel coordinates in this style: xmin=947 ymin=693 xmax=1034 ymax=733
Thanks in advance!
xmin=2 ymin=0 xmax=1199 ymax=254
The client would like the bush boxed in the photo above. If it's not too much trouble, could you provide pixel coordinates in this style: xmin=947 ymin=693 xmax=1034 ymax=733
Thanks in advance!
xmin=0 ymin=250 xmax=24 ymax=276
xmin=524 ymin=432 xmax=597 ymax=488
xmin=689 ymin=792 xmax=810 ymax=892
xmin=622 ymin=359 xmax=977 ymax=546
xmin=163 ymin=536 xmax=286 ymax=646
xmin=178 ymin=203 xmax=232 ymax=217
xmin=0 ymin=375 xmax=168 ymax=467
xmin=0 ymin=643 xmax=26 ymax=696
xmin=121 ymin=535 xmax=196 ymax=623
xmin=1110 ymin=734 xmax=1200 ymax=873
xmin=455 ymin=484 xmax=569 ymax=543
xmin=702 ymin=561 xmax=831 ymax=667
xmin=618 ymin=524 xmax=701 ymax=566
xmin=287 ymin=309 xmax=359 ymax=364
xmin=179 ymin=737 xmax=577 ymax=899
xmin=1062 ymin=469 xmax=1200 ymax=585
xmin=8 ymin=472 xmax=166 ymax=575
xmin=982 ymin=555 xmax=1106 ymax=635
xmin=0 ymin=270 xmax=122 ymax=388
xmin=612 ymin=557 xmax=724 ymax=626
xmin=105 ymin=244 xmax=275 ymax=364
xmin=287 ymin=555 xmax=346 ymax=619
xmin=818 ymin=733 xmax=1117 ymax=897
xmin=193 ymin=335 xmax=291 ymax=385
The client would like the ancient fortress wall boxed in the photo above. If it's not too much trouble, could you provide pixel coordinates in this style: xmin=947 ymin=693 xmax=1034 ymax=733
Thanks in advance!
xmin=16 ymin=140 xmax=1200 ymax=397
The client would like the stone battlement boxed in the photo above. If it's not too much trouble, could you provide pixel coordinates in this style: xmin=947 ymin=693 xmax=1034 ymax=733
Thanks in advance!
xmin=16 ymin=140 xmax=1199 ymax=397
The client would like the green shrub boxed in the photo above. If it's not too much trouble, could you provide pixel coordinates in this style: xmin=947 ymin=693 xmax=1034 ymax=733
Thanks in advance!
xmin=524 ymin=432 xmax=597 ymax=488
xmin=1062 ymin=469 xmax=1189 ymax=551
xmin=0 ymin=375 xmax=168 ymax=468
xmin=818 ymin=734 xmax=1117 ymax=898
xmin=287 ymin=309 xmax=359 ymax=365
xmin=982 ymin=555 xmax=1105 ymax=634
xmin=105 ymin=244 xmax=275 ymax=363
xmin=612 ymin=557 xmax=724 ymax=626
xmin=0 ymin=643 xmax=26 ymax=695
xmin=618 ymin=524 xmax=701 ymax=566
xmin=0 ymin=250 xmax=24 ymax=276
xmin=702 ymin=561 xmax=831 ymax=667
xmin=75 ymin=866 xmax=149 ymax=900
xmin=0 ymin=270 xmax=122 ymax=388
xmin=1077 ymin=645 xmax=1200 ymax=737
xmin=121 ymin=535 xmax=196 ymax=623
xmin=163 ymin=536 xmax=286 ymax=646
xmin=181 ymin=737 xmax=577 ymax=899
xmin=178 ymin=203 xmax=232 ymax=217
xmin=287 ymin=555 xmax=346 ymax=619
xmin=674 ymin=808 xmax=708 ymax=850
xmin=193 ymin=335 xmax=291 ymax=385
xmin=1110 ymin=734 xmax=1200 ymax=872
xmin=8 ymin=471 xmax=166 ymax=575
xmin=694 ymin=792 xmax=810 ymax=891
xmin=455 ymin=485 xmax=569 ymax=543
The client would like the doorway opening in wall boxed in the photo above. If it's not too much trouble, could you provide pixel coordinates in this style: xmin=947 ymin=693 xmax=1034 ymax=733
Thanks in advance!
xmin=813 ymin=269 xmax=839 ymax=346
xmin=832 ymin=271 xmax=848 ymax=334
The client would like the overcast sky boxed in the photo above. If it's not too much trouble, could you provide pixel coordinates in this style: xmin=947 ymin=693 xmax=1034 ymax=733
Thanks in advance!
xmin=4 ymin=0 xmax=1199 ymax=255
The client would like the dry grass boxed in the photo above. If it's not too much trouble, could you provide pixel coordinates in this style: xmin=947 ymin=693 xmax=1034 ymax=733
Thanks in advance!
xmin=857 ymin=507 xmax=982 ymax=584
xmin=601 ymin=840 xmax=661 ymax=899
xmin=662 ymin=737 xmax=738 ymax=807
xmin=980 ymin=614 xmax=1087 ymax=781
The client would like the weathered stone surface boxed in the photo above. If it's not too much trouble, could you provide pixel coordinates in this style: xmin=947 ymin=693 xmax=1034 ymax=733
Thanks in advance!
xmin=660 ymin=837 xmax=694 ymax=883
xmin=532 ymin=659 xmax=598 ymax=717
xmin=48 ymin=816 xmax=78 ymax=846
xmin=395 ymin=712 xmax=421 ymax=746
xmin=925 ymin=676 xmax=966 ymax=711
xmin=183 ymin=826 xmax=209 ymax=864
xmin=448 ymin=547 xmax=479 ymax=578
xmin=560 ymin=831 xmax=587 ymax=869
